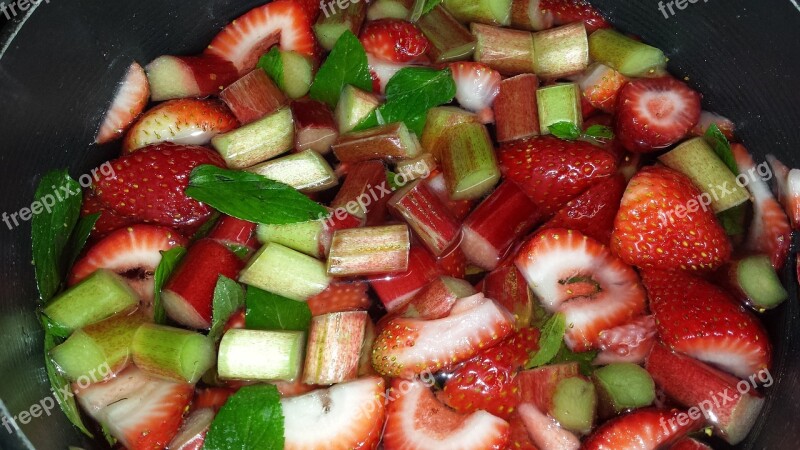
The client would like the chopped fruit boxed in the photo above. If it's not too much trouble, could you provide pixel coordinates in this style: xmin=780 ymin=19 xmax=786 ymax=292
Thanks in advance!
xmin=492 ymin=73 xmax=540 ymax=143
xmin=472 ymin=23 xmax=535 ymax=75
xmin=719 ymin=255 xmax=788 ymax=311
xmin=272 ymin=379 xmax=319 ymax=397
xmin=81 ymin=189 xmax=139 ymax=238
xmin=421 ymin=107 xmax=480 ymax=160
xmin=96 ymin=62 xmax=150 ymax=144
xmin=217 ymin=329 xmax=306 ymax=381
xmin=206 ymin=0 xmax=316 ymax=74
xmin=532 ymin=22 xmax=590 ymax=79
xmin=327 ymin=225 xmax=411 ymax=276
xmin=510 ymin=0 xmax=554 ymax=31
xmin=289 ymin=0 xmax=321 ymax=24
xmin=582 ymin=408 xmax=702 ymax=450
xmin=670 ymin=438 xmax=713 ymax=450
xmin=360 ymin=19 xmax=430 ymax=63
xmin=480 ymin=259 xmax=534 ymax=328
xmin=303 ymin=311 xmax=368 ymax=384
xmin=331 ymin=160 xmax=387 ymax=220
xmin=691 ymin=111 xmax=736 ymax=140
xmin=517 ymin=363 xmax=581 ymax=413
xmin=239 ymin=242 xmax=331 ymax=301
xmin=389 ymin=180 xmax=462 ymax=256
xmin=336 ymin=84 xmax=381 ymax=133
xmin=168 ymin=407 xmax=214 ymax=450
xmin=425 ymin=169 xmax=477 ymax=220
xmin=440 ymin=122 xmax=501 ymax=200
xmin=263 ymin=49 xmax=315 ymax=99
xmin=441 ymin=0 xmax=513 ymax=26
xmin=517 ymin=403 xmax=581 ymax=450
xmin=283 ymin=377 xmax=386 ymax=450
xmin=615 ymin=77 xmax=702 ymax=153
xmin=610 ymin=166 xmax=732 ymax=271
xmin=333 ymin=122 xmax=421 ymax=163
xmin=212 ymin=106 xmax=294 ymax=169
xmin=395 ymin=153 xmax=438 ymax=182
xmin=515 ymin=229 xmax=646 ymax=351
xmin=551 ymin=376 xmax=597 ymax=434
xmin=505 ymin=409 xmax=541 ymax=450
xmin=306 ymin=281 xmax=372 ymax=316
xmin=592 ymin=363 xmax=656 ymax=417
xmin=767 ymin=154 xmax=800 ymax=229
xmin=577 ymin=63 xmax=627 ymax=113
xmin=540 ymin=0 xmax=610 ymax=33
xmin=436 ymin=247 xmax=467 ymax=278
xmin=123 ymin=98 xmax=238 ymax=152
xmin=536 ymin=82 xmax=583 ymax=133
xmin=642 ymin=269 xmax=771 ymax=379
xmin=395 ymin=276 xmax=476 ymax=319
xmin=366 ymin=53 xmax=408 ymax=94
xmin=594 ymin=315 xmax=657 ymax=365
xmin=207 ymin=216 xmax=258 ymax=250
xmin=292 ymin=98 xmax=339 ymax=153
xmin=145 ymin=55 xmax=239 ymax=101
xmin=219 ymin=69 xmax=288 ymax=124
xmin=372 ymin=295 xmax=514 ymax=378
xmin=247 ymin=149 xmax=339 ymax=193
xmin=314 ymin=0 xmax=367 ymax=50
xmin=131 ymin=324 xmax=216 ymax=384
xmin=416 ymin=5 xmax=476 ymax=63
xmin=368 ymin=0 xmax=415 ymax=20
xmin=449 ymin=62 xmax=501 ymax=122
xmin=588 ymin=28 xmax=667 ymax=77
xmin=382 ymin=378 xmax=511 ymax=450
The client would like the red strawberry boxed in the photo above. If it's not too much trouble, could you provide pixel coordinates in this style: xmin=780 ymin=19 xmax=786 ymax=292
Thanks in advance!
xmin=437 ymin=247 xmax=467 ymax=278
xmin=206 ymin=0 xmax=316 ymax=75
xmin=450 ymin=62 xmax=501 ymax=123
xmin=578 ymin=63 xmax=627 ymax=113
xmin=382 ymin=378 xmax=510 ymax=450
xmin=168 ymin=408 xmax=214 ymax=450
xmin=498 ymin=136 xmax=618 ymax=216
xmin=582 ymin=408 xmax=702 ymax=450
xmin=96 ymin=62 xmax=150 ymax=145
xmin=370 ymin=244 xmax=442 ymax=312
xmin=504 ymin=410 xmax=540 ymax=450
xmin=615 ymin=77 xmax=701 ymax=153
xmin=539 ymin=0 xmax=610 ymax=33
xmin=516 ymin=402 xmax=581 ymax=450
xmin=360 ymin=19 xmax=429 ymax=63
xmin=691 ymin=111 xmax=736 ymax=140
xmin=306 ymin=281 xmax=372 ymax=316
xmin=81 ymin=189 xmax=138 ymax=238
xmin=670 ymin=438 xmax=713 ymax=450
xmin=594 ymin=315 xmax=657 ymax=365
xmin=767 ymin=154 xmax=800 ymax=230
xmin=642 ymin=269 xmax=771 ymax=379
xmin=193 ymin=387 xmax=235 ymax=412
xmin=610 ymin=166 xmax=732 ymax=272
xmin=93 ymin=143 xmax=226 ymax=229
xmin=288 ymin=0 xmax=321 ymax=24
xmin=123 ymin=98 xmax=238 ymax=152
xmin=515 ymin=229 xmax=647 ymax=351
xmin=480 ymin=258 xmax=535 ymax=328
xmin=372 ymin=295 xmax=514 ymax=378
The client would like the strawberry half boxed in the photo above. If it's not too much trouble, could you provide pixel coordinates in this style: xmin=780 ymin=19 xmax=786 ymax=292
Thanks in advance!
xmin=306 ymin=281 xmax=372 ymax=316
xmin=449 ymin=62 xmax=501 ymax=123
xmin=516 ymin=402 xmax=581 ymax=450
xmin=96 ymin=62 xmax=150 ymax=145
xmin=81 ymin=189 xmax=139 ymax=238
xmin=382 ymin=378 xmax=510 ymax=450
xmin=594 ymin=315 xmax=657 ymax=365
xmin=540 ymin=0 xmax=610 ymax=33
xmin=670 ymin=438 xmax=714 ymax=450
xmin=577 ymin=63 xmax=627 ymax=113
xmin=615 ymin=77 xmax=701 ymax=153
xmin=642 ymin=269 xmax=771 ymax=379
xmin=582 ymin=408 xmax=702 ymax=450
xmin=360 ymin=19 xmax=430 ymax=63
xmin=367 ymin=53 xmax=407 ymax=94
xmin=515 ymin=229 xmax=647 ymax=351
xmin=498 ymin=136 xmax=618 ymax=216
xmin=288 ymin=0 xmax=321 ymax=24
xmin=505 ymin=409 xmax=540 ymax=450
xmin=611 ymin=165 xmax=732 ymax=271
xmin=767 ymin=154 xmax=800 ymax=230
xmin=691 ymin=110 xmax=736 ymax=140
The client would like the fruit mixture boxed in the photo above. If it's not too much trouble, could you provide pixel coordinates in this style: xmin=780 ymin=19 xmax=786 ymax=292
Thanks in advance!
xmin=30 ymin=0 xmax=800 ymax=449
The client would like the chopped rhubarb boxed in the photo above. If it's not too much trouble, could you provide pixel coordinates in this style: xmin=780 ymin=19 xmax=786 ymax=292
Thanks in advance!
xmin=440 ymin=122 xmax=501 ymax=200
xmin=394 ymin=153 xmax=437 ymax=181
xmin=208 ymin=216 xmax=258 ymax=250
xmin=239 ymin=243 xmax=331 ymax=301
xmin=131 ymin=324 xmax=215 ymax=384
xmin=417 ymin=5 xmax=476 ymax=63
xmin=493 ymin=74 xmax=540 ymax=143
xmin=146 ymin=54 xmax=239 ymax=101
xmin=212 ymin=107 xmax=294 ymax=169
xmin=303 ymin=311 xmax=369 ymax=384
xmin=246 ymin=149 xmax=339 ymax=193
xmin=420 ymin=106 xmax=480 ymax=160
xmin=537 ymin=82 xmax=583 ymax=135
xmin=517 ymin=363 xmax=581 ymax=413
xmin=510 ymin=0 xmax=554 ymax=31
xmin=291 ymin=98 xmax=339 ymax=154
xmin=219 ymin=69 xmax=287 ymax=124
xmin=331 ymin=160 xmax=389 ymax=219
xmin=389 ymin=179 xmax=462 ymax=256
xmin=218 ymin=329 xmax=306 ymax=381
xmin=370 ymin=244 xmax=442 ymax=311
xmin=327 ymin=225 xmax=411 ymax=276
xmin=332 ymin=122 xmax=420 ymax=163
xmin=314 ymin=0 xmax=367 ymax=50
xmin=472 ymin=23 xmax=535 ymax=75
xmin=532 ymin=22 xmax=590 ymax=79
xmin=395 ymin=276 xmax=476 ymax=319
xmin=480 ymin=258 xmax=535 ymax=328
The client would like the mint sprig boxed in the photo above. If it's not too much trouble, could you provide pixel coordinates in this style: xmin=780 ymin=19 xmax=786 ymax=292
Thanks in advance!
xmin=525 ymin=312 xmax=567 ymax=369
xmin=246 ymin=287 xmax=312 ymax=331
xmin=208 ymin=275 xmax=246 ymax=341
xmin=309 ymin=30 xmax=372 ymax=108
xmin=704 ymin=123 xmax=738 ymax=175
xmin=203 ymin=384 xmax=284 ymax=450
xmin=258 ymin=47 xmax=285 ymax=92
xmin=548 ymin=121 xmax=615 ymax=143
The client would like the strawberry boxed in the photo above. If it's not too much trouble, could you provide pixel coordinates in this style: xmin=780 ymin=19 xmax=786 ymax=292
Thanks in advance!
xmin=767 ymin=154 xmax=800 ymax=230
xmin=541 ymin=173 xmax=627 ymax=246
xmin=437 ymin=247 xmax=467 ymax=278
xmin=93 ymin=143 xmax=226 ymax=229
xmin=370 ymin=244 xmax=442 ymax=312
xmin=498 ymin=136 xmax=618 ymax=216
xmin=582 ymin=408 xmax=702 ymax=450
xmin=577 ymin=63 xmax=627 ymax=113
xmin=610 ymin=165 xmax=732 ymax=271
xmin=96 ymin=62 xmax=150 ymax=145
xmin=539 ymin=0 xmax=610 ymax=33
xmin=81 ymin=189 xmax=138 ymax=238
xmin=205 ymin=0 xmax=316 ymax=75
xmin=288 ymin=0 xmax=321 ymax=24
xmin=594 ymin=315 xmax=657 ymax=365
xmin=168 ymin=408 xmax=215 ymax=450
xmin=123 ymin=98 xmax=238 ymax=152
xmin=642 ymin=269 xmax=771 ymax=379
xmin=306 ymin=281 xmax=372 ymax=316
xmin=733 ymin=144 xmax=791 ymax=269
xmin=440 ymin=327 xmax=539 ymax=418
xmin=480 ymin=257 xmax=535 ymax=328
xmin=372 ymin=295 xmax=514 ymax=378
xmin=382 ymin=378 xmax=510 ymax=450
xmin=425 ymin=169 xmax=475 ymax=220
xmin=670 ymin=438 xmax=713 ymax=450
xmin=515 ymin=229 xmax=646 ymax=351
xmin=691 ymin=111 xmax=736 ymax=140
xmin=516 ymin=402 xmax=581 ymax=450
xmin=367 ymin=53 xmax=407 ymax=94
xmin=360 ymin=19 xmax=429 ymax=63
xmin=615 ymin=77 xmax=701 ymax=153
xmin=449 ymin=62 xmax=501 ymax=123
xmin=504 ymin=410 xmax=540 ymax=450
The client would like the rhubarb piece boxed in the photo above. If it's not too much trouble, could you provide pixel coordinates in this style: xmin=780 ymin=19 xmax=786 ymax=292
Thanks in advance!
xmin=396 ymin=276 xmax=476 ymax=319
xmin=592 ymin=363 xmax=655 ymax=417
xmin=417 ymin=5 xmax=477 ymax=63
xmin=518 ymin=403 xmax=581 ymax=450
xmin=146 ymin=55 xmax=239 ymax=101
xmin=588 ymin=28 xmax=667 ymax=77
xmin=537 ymin=82 xmax=583 ymax=134
xmin=131 ymin=324 xmax=215 ymax=384
xmin=327 ymin=224 xmax=411 ymax=276
xmin=550 ymin=376 xmax=597 ymax=435
xmin=217 ymin=329 xmax=306 ymax=381
xmin=493 ymin=74 xmax=540 ymax=142
xmin=44 ymin=269 xmax=139 ymax=333
xmin=462 ymin=181 xmax=543 ymax=270
xmin=658 ymin=137 xmax=750 ymax=213
xmin=239 ymin=242 xmax=331 ymax=301
xmin=426 ymin=169 xmax=477 ymax=219
xmin=335 ymin=85 xmax=381 ymax=133
xmin=359 ymin=319 xmax=378 ymax=376
xmin=420 ymin=106 xmax=479 ymax=159
xmin=370 ymin=245 xmax=442 ymax=311
xmin=168 ymin=408 xmax=214 ymax=450
xmin=291 ymin=98 xmax=339 ymax=154
xmin=518 ymin=363 xmax=582 ymax=414
xmin=96 ymin=61 xmax=150 ymax=144
xmin=259 ymin=49 xmax=314 ymax=99
xmin=219 ymin=69 xmax=287 ymax=124
xmin=510 ymin=0 xmax=554 ymax=31
xmin=211 ymin=107 xmax=294 ymax=169
xmin=532 ymin=23 xmax=589 ymax=79
xmin=162 ymin=239 xmax=245 ymax=329
xmin=50 ymin=311 xmax=146 ymax=382
xmin=208 ymin=216 xmax=258 ymax=250
xmin=303 ymin=311 xmax=369 ymax=384
xmin=442 ymin=0 xmax=512 ymax=25
xmin=577 ymin=63 xmax=628 ymax=113
xmin=246 ymin=149 xmax=338 ymax=193
xmin=314 ymin=0 xmax=367 ymax=50
xmin=395 ymin=153 xmax=437 ymax=181
xmin=480 ymin=260 xmax=534 ymax=328
xmin=389 ymin=180 xmax=461 ymax=256
xmin=440 ymin=122 xmax=501 ymax=200
xmin=368 ymin=0 xmax=415 ymax=20
xmin=331 ymin=160 xmax=388 ymax=219
xmin=333 ymin=122 xmax=421 ymax=163
xmin=722 ymin=255 xmax=788 ymax=311
xmin=472 ymin=23 xmax=535 ymax=75
xmin=256 ymin=220 xmax=324 ymax=258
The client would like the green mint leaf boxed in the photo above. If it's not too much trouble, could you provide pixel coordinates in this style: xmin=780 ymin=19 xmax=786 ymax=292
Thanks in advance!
xmin=552 ymin=345 xmax=598 ymax=376
xmin=153 ymin=247 xmax=187 ymax=324
xmin=309 ymin=30 xmax=372 ymax=108
xmin=584 ymin=124 xmax=615 ymax=140
xmin=257 ymin=47 xmax=285 ymax=92
xmin=191 ymin=210 xmax=222 ymax=241
xmin=548 ymin=122 xmax=582 ymax=141
xmin=704 ymin=124 xmax=739 ymax=175
xmin=530 ymin=299 xmax=551 ymax=330
xmin=186 ymin=165 xmax=328 ymax=225
xmin=421 ymin=0 xmax=443 ymax=16
xmin=717 ymin=203 xmax=747 ymax=236
xmin=525 ymin=312 xmax=566 ymax=369
xmin=386 ymin=171 xmax=402 ymax=191
xmin=31 ymin=170 xmax=82 ymax=303
xmin=203 ymin=384 xmax=284 ymax=450
xmin=209 ymin=276 xmax=246 ymax=341
xmin=246 ymin=287 xmax=312 ymax=331
xmin=356 ymin=67 xmax=456 ymax=135
xmin=65 ymin=213 xmax=99 ymax=270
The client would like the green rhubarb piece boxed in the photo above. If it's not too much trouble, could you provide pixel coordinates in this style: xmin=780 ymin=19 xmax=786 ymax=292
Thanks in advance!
xmin=43 ymin=269 xmax=139 ymax=333
xmin=327 ymin=225 xmax=411 ymax=276
xmin=532 ymin=22 xmax=589 ymax=79
xmin=256 ymin=220 xmax=324 ymax=259
xmin=733 ymin=255 xmax=788 ymax=310
xmin=211 ymin=107 xmax=294 ymax=169
xmin=442 ymin=0 xmax=512 ymax=25
xmin=473 ymin=23 xmax=534 ymax=75
xmin=421 ymin=106 xmax=479 ymax=159
xmin=260 ymin=50 xmax=314 ymax=99
xmin=239 ymin=242 xmax=331 ymax=301
xmin=314 ymin=0 xmax=367 ymax=50
xmin=440 ymin=122 xmax=500 ymax=200
xmin=131 ymin=324 xmax=215 ymax=384
xmin=551 ymin=377 xmax=597 ymax=435
xmin=247 ymin=149 xmax=338 ymax=193
xmin=537 ymin=83 xmax=583 ymax=135
xmin=588 ymin=29 xmax=667 ymax=77
xmin=368 ymin=0 xmax=413 ymax=20
xmin=417 ymin=5 xmax=476 ymax=63
xmin=336 ymin=85 xmax=381 ymax=133
xmin=592 ymin=363 xmax=655 ymax=416
xmin=218 ymin=329 xmax=306 ymax=381
xmin=333 ymin=122 xmax=421 ymax=163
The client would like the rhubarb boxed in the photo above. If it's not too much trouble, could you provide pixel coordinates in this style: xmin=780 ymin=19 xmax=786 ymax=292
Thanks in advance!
xmin=721 ymin=255 xmax=788 ymax=311
xmin=303 ymin=311 xmax=369 ymax=384
xmin=211 ymin=107 xmax=294 ymax=169
xmin=246 ymin=149 xmax=338 ymax=193
xmin=314 ymin=0 xmax=367 ymax=50
xmin=472 ymin=23 xmax=535 ymax=75
xmin=440 ymin=122 xmax=501 ymax=200
xmin=331 ymin=160 xmax=389 ymax=219
xmin=537 ymin=82 xmax=583 ymax=135
xmin=532 ymin=23 xmax=590 ymax=79
xmin=442 ymin=0 xmax=512 ymax=25
xmin=146 ymin=54 xmax=238 ymax=101
xmin=389 ymin=179 xmax=461 ymax=256
xmin=396 ymin=276 xmax=476 ymax=319
xmin=131 ymin=323 xmax=215 ymax=384
xmin=368 ymin=0 xmax=415 ymax=20
xmin=518 ymin=363 xmax=582 ymax=413
xmin=588 ymin=28 xmax=667 ymax=77
xmin=493 ymin=74 xmax=540 ymax=142
xmin=239 ymin=243 xmax=331 ymax=301
xmin=592 ymin=363 xmax=655 ymax=417
xmin=510 ymin=0 xmax=554 ymax=31
xmin=420 ymin=107 xmax=479 ymax=160
xmin=291 ymin=98 xmax=339 ymax=154
xmin=258 ymin=49 xmax=314 ymax=99
xmin=219 ymin=69 xmax=287 ymax=124
xmin=327 ymin=225 xmax=411 ymax=276
xmin=218 ymin=329 xmax=306 ymax=381
xmin=257 ymin=220 xmax=326 ymax=259
xmin=550 ymin=376 xmax=597 ymax=435
xmin=332 ymin=122 xmax=421 ymax=163
xmin=395 ymin=153 xmax=437 ymax=181
xmin=370 ymin=244 xmax=442 ymax=311
xmin=336 ymin=85 xmax=381 ymax=133
xmin=417 ymin=5 xmax=476 ymax=63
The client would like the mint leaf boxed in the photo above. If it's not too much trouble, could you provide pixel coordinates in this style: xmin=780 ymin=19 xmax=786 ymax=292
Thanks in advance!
xmin=190 ymin=210 xmax=221 ymax=241
xmin=209 ymin=276 xmax=246 ymax=341
xmin=525 ymin=312 xmax=566 ymax=369
xmin=548 ymin=122 xmax=582 ymax=141
xmin=704 ymin=124 xmax=739 ymax=175
xmin=186 ymin=165 xmax=328 ymax=225
xmin=65 ymin=213 xmax=99 ymax=270
xmin=309 ymin=30 xmax=372 ymax=108
xmin=356 ymin=67 xmax=457 ymax=135
xmin=258 ymin=47 xmax=285 ymax=91
xmin=552 ymin=345 xmax=598 ymax=376
xmin=584 ymin=124 xmax=615 ymax=140
xmin=421 ymin=0 xmax=443 ymax=16
xmin=246 ymin=287 xmax=312 ymax=331
xmin=153 ymin=246 xmax=186 ymax=324
xmin=32 ymin=170 xmax=82 ymax=303
xmin=204 ymin=384 xmax=284 ymax=450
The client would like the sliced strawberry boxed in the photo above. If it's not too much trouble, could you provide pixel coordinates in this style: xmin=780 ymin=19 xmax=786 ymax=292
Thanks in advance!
xmin=437 ymin=247 xmax=467 ymax=278
xmin=610 ymin=165 xmax=732 ymax=271
xmin=383 ymin=378 xmax=510 ymax=450
xmin=96 ymin=62 xmax=150 ymax=145
xmin=516 ymin=402 xmax=580 ymax=450
xmin=288 ymin=0 xmax=321 ymax=24
xmin=81 ymin=189 xmax=139 ymax=238
xmin=145 ymin=54 xmax=239 ymax=101
xmin=498 ymin=136 xmax=618 ymax=216
xmin=480 ymin=258 xmax=535 ymax=328
xmin=306 ymin=281 xmax=372 ymax=316
xmin=93 ymin=143 xmax=226 ymax=229
xmin=582 ymin=408 xmax=702 ymax=450
xmin=272 ymin=378 xmax=320 ymax=398
xmin=372 ymin=295 xmax=514 ymax=378
xmin=205 ymin=0 xmax=316 ymax=75
xmin=193 ymin=387 xmax=235 ymax=412
xmin=733 ymin=144 xmax=791 ymax=269
xmin=515 ymin=229 xmax=646 ymax=351
xmin=449 ymin=62 xmax=501 ymax=123
xmin=691 ymin=110 xmax=736 ymax=140
xmin=577 ymin=63 xmax=627 ymax=113
xmin=123 ymin=98 xmax=238 ymax=152
xmin=168 ymin=408 xmax=215 ymax=450
xmin=642 ymin=269 xmax=771 ymax=379
xmin=360 ymin=19 xmax=429 ymax=63
xmin=767 ymin=154 xmax=800 ymax=230
xmin=370 ymin=245 xmax=442 ymax=312
xmin=594 ymin=315 xmax=657 ymax=365
xmin=615 ymin=77 xmax=701 ymax=153
xmin=539 ymin=0 xmax=610 ymax=33
xmin=670 ymin=438 xmax=713 ymax=450
xmin=505 ymin=409 xmax=540 ymax=450
xmin=367 ymin=53 xmax=407 ymax=94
